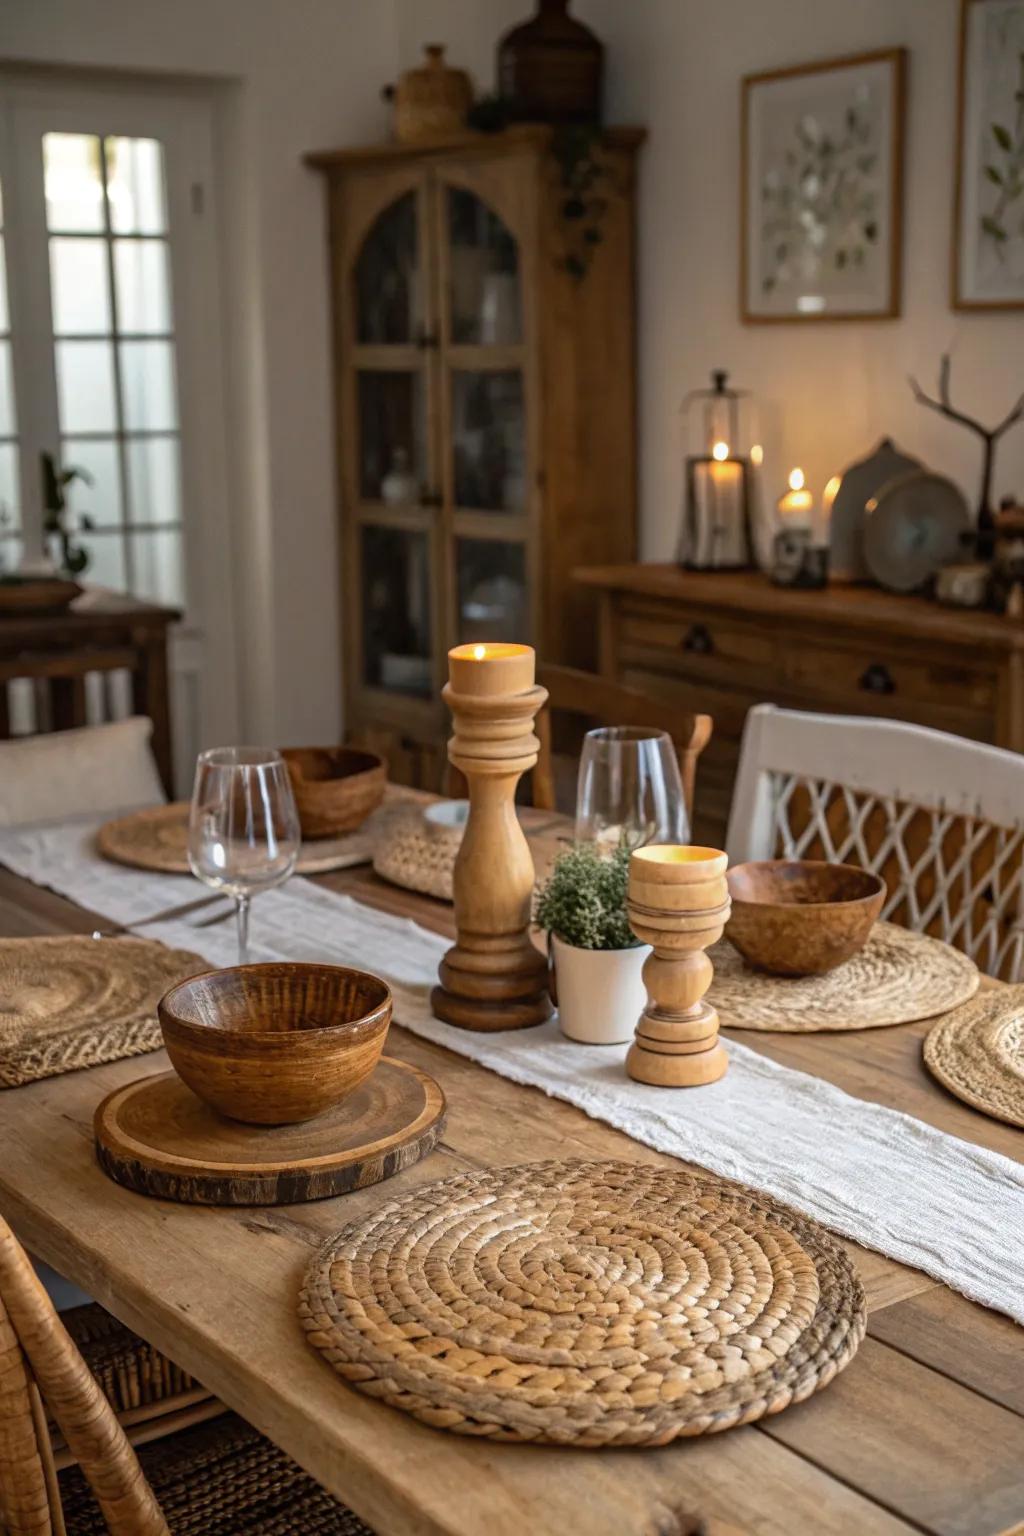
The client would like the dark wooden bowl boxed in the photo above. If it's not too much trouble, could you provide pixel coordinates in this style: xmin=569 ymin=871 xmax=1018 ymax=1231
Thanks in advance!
xmin=725 ymin=860 xmax=886 ymax=977
xmin=0 ymin=577 xmax=82 ymax=615
xmin=281 ymin=746 xmax=386 ymax=839
xmin=159 ymin=963 xmax=392 ymax=1125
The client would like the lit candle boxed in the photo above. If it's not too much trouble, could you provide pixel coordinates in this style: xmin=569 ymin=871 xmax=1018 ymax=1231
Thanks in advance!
xmin=690 ymin=442 xmax=747 ymax=565
xmin=777 ymin=467 xmax=814 ymax=528
xmin=817 ymin=474 xmax=841 ymax=544
xmin=448 ymin=642 xmax=535 ymax=698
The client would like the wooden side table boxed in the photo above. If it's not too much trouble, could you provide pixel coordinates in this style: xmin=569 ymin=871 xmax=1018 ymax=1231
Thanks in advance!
xmin=574 ymin=564 xmax=1024 ymax=847
xmin=0 ymin=589 xmax=180 ymax=796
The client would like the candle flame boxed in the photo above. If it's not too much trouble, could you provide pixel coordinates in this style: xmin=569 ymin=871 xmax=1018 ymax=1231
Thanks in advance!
xmin=711 ymin=440 xmax=730 ymax=462
xmin=750 ymin=443 xmax=764 ymax=467
xmin=472 ymin=644 xmax=487 ymax=660
xmin=788 ymin=467 xmax=805 ymax=492
xmin=823 ymin=474 xmax=841 ymax=508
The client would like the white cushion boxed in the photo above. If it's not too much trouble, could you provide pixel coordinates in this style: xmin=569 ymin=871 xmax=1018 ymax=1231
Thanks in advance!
xmin=0 ymin=717 xmax=166 ymax=826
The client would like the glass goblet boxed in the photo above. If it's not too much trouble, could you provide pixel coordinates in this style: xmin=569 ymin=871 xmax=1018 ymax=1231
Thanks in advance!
xmin=574 ymin=726 xmax=688 ymax=854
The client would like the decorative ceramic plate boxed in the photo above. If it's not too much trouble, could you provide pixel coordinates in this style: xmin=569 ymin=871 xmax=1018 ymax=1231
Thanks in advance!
xmin=863 ymin=470 xmax=970 ymax=592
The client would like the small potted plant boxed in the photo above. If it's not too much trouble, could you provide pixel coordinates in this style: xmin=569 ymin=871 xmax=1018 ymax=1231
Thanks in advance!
xmin=535 ymin=843 xmax=650 ymax=1045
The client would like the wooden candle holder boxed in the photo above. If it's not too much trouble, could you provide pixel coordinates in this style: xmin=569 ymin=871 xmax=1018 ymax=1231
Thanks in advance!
xmin=430 ymin=646 xmax=552 ymax=1032
xmin=625 ymin=846 xmax=730 ymax=1087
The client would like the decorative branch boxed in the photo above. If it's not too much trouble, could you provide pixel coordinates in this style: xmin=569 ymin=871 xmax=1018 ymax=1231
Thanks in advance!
xmin=907 ymin=353 xmax=1024 ymax=551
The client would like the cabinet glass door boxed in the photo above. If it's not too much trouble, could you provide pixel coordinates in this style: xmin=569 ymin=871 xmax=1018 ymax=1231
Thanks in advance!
xmin=456 ymin=537 xmax=526 ymax=645
xmin=348 ymin=178 xmax=438 ymax=701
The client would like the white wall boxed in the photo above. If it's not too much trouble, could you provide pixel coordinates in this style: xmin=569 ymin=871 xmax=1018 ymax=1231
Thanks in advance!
xmin=574 ymin=0 xmax=1024 ymax=558
xmin=6 ymin=0 xmax=1021 ymax=747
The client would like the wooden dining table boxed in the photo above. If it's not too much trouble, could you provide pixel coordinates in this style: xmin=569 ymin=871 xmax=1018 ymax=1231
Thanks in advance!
xmin=0 ymin=809 xmax=1021 ymax=1536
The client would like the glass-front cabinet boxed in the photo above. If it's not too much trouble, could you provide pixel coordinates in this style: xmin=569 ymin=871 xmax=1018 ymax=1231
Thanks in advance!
xmin=312 ymin=127 xmax=642 ymax=785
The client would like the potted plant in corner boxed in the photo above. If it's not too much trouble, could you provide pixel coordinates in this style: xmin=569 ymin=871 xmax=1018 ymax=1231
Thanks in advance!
xmin=535 ymin=843 xmax=650 ymax=1045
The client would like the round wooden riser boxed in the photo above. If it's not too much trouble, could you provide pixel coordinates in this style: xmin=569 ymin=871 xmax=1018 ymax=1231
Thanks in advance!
xmin=94 ymin=1057 xmax=445 ymax=1206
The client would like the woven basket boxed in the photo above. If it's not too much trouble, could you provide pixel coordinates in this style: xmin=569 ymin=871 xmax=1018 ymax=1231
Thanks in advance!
xmin=372 ymin=800 xmax=466 ymax=901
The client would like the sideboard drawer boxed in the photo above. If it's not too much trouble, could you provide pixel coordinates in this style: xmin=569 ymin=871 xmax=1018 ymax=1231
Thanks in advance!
xmin=619 ymin=603 xmax=777 ymax=677
xmin=783 ymin=640 xmax=997 ymax=721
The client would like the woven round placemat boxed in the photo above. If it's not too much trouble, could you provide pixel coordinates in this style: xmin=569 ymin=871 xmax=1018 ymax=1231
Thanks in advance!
xmin=300 ymin=1159 xmax=865 ymax=1446
xmin=0 ymin=935 xmax=207 ymax=1088
xmin=97 ymin=802 xmax=378 ymax=877
xmin=709 ymin=921 xmax=979 ymax=1032
xmin=923 ymin=988 xmax=1024 ymax=1128
xmin=372 ymin=803 xmax=464 ymax=901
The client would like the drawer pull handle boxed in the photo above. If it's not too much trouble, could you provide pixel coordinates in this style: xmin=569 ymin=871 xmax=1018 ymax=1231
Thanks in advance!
xmin=682 ymin=623 xmax=714 ymax=656
xmin=859 ymin=662 xmax=895 ymax=695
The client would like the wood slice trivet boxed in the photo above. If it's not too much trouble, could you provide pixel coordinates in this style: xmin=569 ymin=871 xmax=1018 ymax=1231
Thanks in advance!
xmin=710 ymin=921 xmax=979 ymax=1032
xmin=300 ymin=1159 xmax=865 ymax=1446
xmin=94 ymin=1058 xmax=445 ymax=1205
xmin=98 ymin=801 xmax=385 ymax=877
xmin=924 ymin=988 xmax=1024 ymax=1128
xmin=0 ymin=936 xmax=207 ymax=1088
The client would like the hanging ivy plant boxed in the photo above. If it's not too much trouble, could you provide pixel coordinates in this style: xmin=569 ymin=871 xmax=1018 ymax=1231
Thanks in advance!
xmin=464 ymin=97 xmax=611 ymax=281
xmin=551 ymin=123 xmax=611 ymax=281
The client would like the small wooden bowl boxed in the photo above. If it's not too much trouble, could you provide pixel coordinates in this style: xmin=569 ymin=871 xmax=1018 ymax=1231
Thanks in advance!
xmin=159 ymin=963 xmax=392 ymax=1125
xmin=725 ymin=860 xmax=885 ymax=977
xmin=281 ymin=746 xmax=386 ymax=839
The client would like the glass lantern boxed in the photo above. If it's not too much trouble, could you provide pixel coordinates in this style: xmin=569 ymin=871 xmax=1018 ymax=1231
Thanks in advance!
xmin=679 ymin=370 xmax=757 ymax=570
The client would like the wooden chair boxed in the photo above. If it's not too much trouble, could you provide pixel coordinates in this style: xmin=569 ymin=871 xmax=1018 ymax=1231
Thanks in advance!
xmin=531 ymin=665 xmax=712 ymax=823
xmin=727 ymin=703 xmax=1024 ymax=980
xmin=0 ymin=1214 xmax=371 ymax=1535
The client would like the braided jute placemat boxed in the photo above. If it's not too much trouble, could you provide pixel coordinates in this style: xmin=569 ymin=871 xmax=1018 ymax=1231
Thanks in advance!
xmin=924 ymin=988 xmax=1024 ymax=1128
xmin=97 ymin=801 xmax=383 ymax=877
xmin=710 ymin=921 xmax=979 ymax=1032
xmin=300 ymin=1159 xmax=866 ymax=1446
xmin=0 ymin=935 xmax=207 ymax=1087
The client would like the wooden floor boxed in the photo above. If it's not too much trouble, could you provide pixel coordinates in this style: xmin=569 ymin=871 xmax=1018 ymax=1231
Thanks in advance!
xmin=0 ymin=841 xmax=1021 ymax=1536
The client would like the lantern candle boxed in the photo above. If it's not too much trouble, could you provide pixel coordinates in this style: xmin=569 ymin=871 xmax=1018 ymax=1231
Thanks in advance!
xmin=447 ymin=642 xmax=535 ymax=698
xmin=687 ymin=442 xmax=748 ymax=567
xmin=777 ymin=468 xmax=814 ymax=528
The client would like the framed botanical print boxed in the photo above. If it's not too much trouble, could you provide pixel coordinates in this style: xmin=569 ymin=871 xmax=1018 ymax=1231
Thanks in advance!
xmin=741 ymin=50 xmax=906 ymax=322
xmin=954 ymin=0 xmax=1024 ymax=308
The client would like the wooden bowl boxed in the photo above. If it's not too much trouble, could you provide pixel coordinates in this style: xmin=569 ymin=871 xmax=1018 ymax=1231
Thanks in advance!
xmin=281 ymin=746 xmax=386 ymax=839
xmin=0 ymin=577 xmax=82 ymax=615
xmin=159 ymin=963 xmax=392 ymax=1125
xmin=725 ymin=860 xmax=885 ymax=977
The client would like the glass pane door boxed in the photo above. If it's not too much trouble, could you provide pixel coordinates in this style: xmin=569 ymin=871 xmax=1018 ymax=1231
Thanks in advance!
xmin=350 ymin=178 xmax=437 ymax=701
xmin=42 ymin=131 xmax=185 ymax=605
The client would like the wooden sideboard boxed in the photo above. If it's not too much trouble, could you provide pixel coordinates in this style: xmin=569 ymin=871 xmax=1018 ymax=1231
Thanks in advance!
xmin=575 ymin=565 xmax=1024 ymax=848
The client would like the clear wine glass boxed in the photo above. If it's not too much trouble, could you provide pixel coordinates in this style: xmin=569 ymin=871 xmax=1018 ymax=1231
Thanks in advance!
xmin=187 ymin=747 xmax=300 ymax=963
xmin=575 ymin=727 xmax=688 ymax=853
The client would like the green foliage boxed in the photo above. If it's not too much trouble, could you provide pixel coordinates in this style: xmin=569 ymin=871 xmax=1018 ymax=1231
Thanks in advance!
xmin=981 ymin=53 xmax=1024 ymax=258
xmin=40 ymin=451 xmax=92 ymax=578
xmin=534 ymin=843 xmax=637 ymax=952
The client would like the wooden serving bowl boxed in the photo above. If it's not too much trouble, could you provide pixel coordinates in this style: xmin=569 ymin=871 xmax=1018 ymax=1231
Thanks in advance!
xmin=159 ymin=963 xmax=392 ymax=1125
xmin=725 ymin=860 xmax=886 ymax=977
xmin=281 ymin=746 xmax=386 ymax=839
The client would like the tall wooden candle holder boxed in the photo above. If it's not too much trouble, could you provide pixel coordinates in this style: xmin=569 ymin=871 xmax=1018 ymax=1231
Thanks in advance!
xmin=430 ymin=644 xmax=553 ymax=1032
xmin=625 ymin=846 xmax=730 ymax=1087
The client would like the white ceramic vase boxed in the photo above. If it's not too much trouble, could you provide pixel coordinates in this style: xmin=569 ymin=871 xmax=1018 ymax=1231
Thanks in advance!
xmin=551 ymin=934 xmax=651 ymax=1046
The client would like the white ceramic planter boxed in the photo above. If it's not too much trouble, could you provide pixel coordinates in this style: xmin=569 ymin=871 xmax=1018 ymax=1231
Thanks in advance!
xmin=551 ymin=934 xmax=651 ymax=1046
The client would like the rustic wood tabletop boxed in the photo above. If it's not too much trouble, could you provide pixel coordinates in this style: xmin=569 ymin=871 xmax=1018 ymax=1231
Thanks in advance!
xmin=0 ymin=817 xmax=1021 ymax=1536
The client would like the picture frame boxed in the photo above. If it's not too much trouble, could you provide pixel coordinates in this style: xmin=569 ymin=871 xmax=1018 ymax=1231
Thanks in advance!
xmin=953 ymin=0 xmax=1024 ymax=309
xmin=741 ymin=50 xmax=906 ymax=323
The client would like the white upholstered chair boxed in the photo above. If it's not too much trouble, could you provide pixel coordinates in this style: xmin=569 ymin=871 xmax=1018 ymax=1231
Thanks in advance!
xmin=726 ymin=704 xmax=1024 ymax=981
xmin=0 ymin=715 xmax=165 ymax=827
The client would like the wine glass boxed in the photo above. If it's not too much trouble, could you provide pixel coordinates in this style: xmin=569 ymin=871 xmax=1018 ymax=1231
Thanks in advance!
xmin=187 ymin=747 xmax=300 ymax=964
xmin=575 ymin=727 xmax=688 ymax=853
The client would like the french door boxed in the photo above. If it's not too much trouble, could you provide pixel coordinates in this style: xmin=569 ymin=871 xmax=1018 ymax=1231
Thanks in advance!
xmin=0 ymin=73 xmax=238 ymax=790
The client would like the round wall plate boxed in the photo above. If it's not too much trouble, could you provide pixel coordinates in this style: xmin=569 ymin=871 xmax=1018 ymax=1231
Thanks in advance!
xmin=863 ymin=471 xmax=970 ymax=593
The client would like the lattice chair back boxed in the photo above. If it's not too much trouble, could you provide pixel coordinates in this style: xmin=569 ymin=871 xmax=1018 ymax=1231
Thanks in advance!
xmin=0 ymin=1213 xmax=169 ymax=1535
xmin=726 ymin=705 xmax=1024 ymax=982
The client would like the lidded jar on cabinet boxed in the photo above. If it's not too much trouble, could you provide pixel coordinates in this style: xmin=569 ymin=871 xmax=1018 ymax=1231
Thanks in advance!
xmin=498 ymin=0 xmax=603 ymax=124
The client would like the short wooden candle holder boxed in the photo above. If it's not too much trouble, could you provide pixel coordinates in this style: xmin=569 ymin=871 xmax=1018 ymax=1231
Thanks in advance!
xmin=625 ymin=846 xmax=730 ymax=1087
xmin=430 ymin=644 xmax=553 ymax=1033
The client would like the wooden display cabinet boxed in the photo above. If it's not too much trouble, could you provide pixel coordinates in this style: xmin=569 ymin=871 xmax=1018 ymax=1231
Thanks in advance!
xmin=307 ymin=125 xmax=643 ymax=785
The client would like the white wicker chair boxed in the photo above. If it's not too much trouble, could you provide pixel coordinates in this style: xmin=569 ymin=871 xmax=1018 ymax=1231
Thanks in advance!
xmin=726 ymin=704 xmax=1024 ymax=981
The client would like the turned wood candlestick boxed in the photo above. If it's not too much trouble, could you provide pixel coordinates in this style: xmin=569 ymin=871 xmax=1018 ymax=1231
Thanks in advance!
xmin=430 ymin=644 xmax=553 ymax=1032
xmin=625 ymin=846 xmax=730 ymax=1087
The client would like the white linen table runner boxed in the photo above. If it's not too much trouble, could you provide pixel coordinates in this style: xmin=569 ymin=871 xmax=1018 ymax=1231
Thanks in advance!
xmin=1 ymin=816 xmax=1022 ymax=1324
